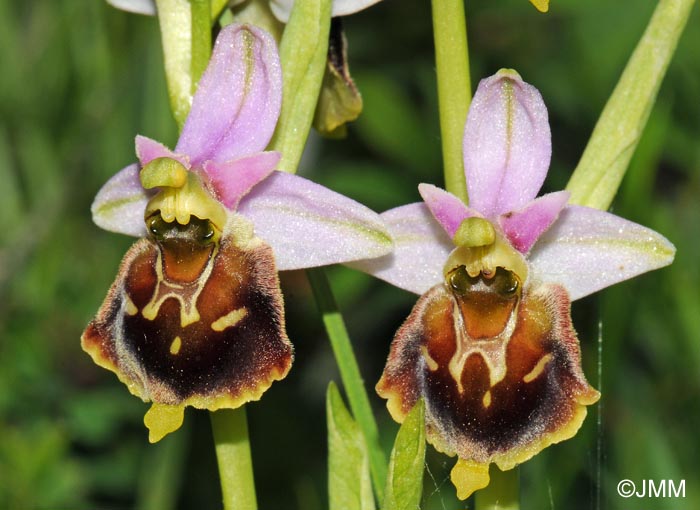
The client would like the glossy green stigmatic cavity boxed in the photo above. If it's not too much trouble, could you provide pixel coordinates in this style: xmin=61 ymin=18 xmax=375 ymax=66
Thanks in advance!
xmin=448 ymin=266 xmax=520 ymax=299
xmin=147 ymin=213 xmax=216 ymax=246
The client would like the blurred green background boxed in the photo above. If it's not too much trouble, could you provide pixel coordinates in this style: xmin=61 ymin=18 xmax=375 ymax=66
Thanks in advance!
xmin=1 ymin=0 xmax=698 ymax=509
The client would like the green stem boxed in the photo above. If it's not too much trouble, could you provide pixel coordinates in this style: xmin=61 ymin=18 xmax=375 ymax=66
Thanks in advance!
xmin=210 ymin=407 xmax=258 ymax=510
xmin=190 ymin=0 xmax=212 ymax=88
xmin=156 ymin=0 xmax=193 ymax=130
xmin=431 ymin=0 xmax=471 ymax=202
xmin=307 ymin=267 xmax=387 ymax=501
xmin=475 ymin=467 xmax=520 ymax=510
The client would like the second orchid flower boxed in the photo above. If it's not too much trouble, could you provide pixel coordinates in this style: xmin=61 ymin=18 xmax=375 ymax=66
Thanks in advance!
xmin=354 ymin=69 xmax=675 ymax=499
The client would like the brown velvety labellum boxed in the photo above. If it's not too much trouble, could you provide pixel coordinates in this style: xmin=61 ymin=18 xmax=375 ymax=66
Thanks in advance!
xmin=82 ymin=215 xmax=292 ymax=410
xmin=377 ymin=267 xmax=599 ymax=469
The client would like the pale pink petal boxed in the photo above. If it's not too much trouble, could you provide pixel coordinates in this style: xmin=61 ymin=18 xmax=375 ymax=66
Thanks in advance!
xmin=237 ymin=171 xmax=392 ymax=270
xmin=348 ymin=203 xmax=453 ymax=295
xmin=135 ymin=135 xmax=189 ymax=168
xmin=418 ymin=183 xmax=480 ymax=238
xmin=498 ymin=191 xmax=569 ymax=253
xmin=91 ymin=164 xmax=152 ymax=237
xmin=528 ymin=205 xmax=676 ymax=301
xmin=176 ymin=24 xmax=282 ymax=165
xmin=463 ymin=70 xmax=551 ymax=217
xmin=202 ymin=152 xmax=280 ymax=209
xmin=107 ymin=0 xmax=156 ymax=15
xmin=330 ymin=0 xmax=384 ymax=15
xmin=269 ymin=0 xmax=384 ymax=22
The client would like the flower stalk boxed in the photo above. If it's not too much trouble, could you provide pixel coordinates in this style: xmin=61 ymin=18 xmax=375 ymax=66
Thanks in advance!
xmin=210 ymin=407 xmax=258 ymax=510
xmin=431 ymin=0 xmax=471 ymax=203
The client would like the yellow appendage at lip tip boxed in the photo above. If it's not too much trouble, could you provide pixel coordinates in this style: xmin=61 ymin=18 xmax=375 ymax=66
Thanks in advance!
xmin=529 ymin=0 xmax=549 ymax=13
xmin=144 ymin=403 xmax=185 ymax=443
xmin=450 ymin=458 xmax=491 ymax=500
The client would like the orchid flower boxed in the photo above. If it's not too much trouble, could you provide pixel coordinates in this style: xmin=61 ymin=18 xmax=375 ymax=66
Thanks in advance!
xmin=83 ymin=23 xmax=391 ymax=443
xmin=107 ymin=0 xmax=382 ymax=21
xmin=352 ymin=69 xmax=675 ymax=499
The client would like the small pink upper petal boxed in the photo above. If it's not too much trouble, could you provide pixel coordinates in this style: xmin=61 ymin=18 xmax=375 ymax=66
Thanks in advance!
xmin=135 ymin=135 xmax=189 ymax=168
xmin=463 ymin=69 xmax=551 ymax=217
xmin=418 ymin=183 xmax=480 ymax=238
xmin=498 ymin=190 xmax=569 ymax=253
xmin=175 ymin=24 xmax=282 ymax=165
xmin=202 ymin=152 xmax=280 ymax=210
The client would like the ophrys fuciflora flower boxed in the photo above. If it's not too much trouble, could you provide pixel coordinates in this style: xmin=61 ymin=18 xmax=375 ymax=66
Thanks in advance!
xmin=353 ymin=69 xmax=675 ymax=499
xmin=83 ymin=23 xmax=392 ymax=442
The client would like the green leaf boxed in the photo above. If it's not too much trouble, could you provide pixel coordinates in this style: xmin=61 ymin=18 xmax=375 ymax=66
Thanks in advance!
xmin=382 ymin=399 xmax=426 ymax=510
xmin=327 ymin=382 xmax=376 ymax=510
xmin=566 ymin=0 xmax=695 ymax=210
xmin=310 ymin=270 xmax=388 ymax=501
xmin=269 ymin=0 xmax=332 ymax=174
xmin=210 ymin=0 xmax=228 ymax=18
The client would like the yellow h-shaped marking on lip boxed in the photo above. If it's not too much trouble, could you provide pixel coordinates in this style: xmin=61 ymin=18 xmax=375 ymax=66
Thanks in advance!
xmin=448 ymin=301 xmax=519 ymax=393
xmin=142 ymin=244 xmax=219 ymax=328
